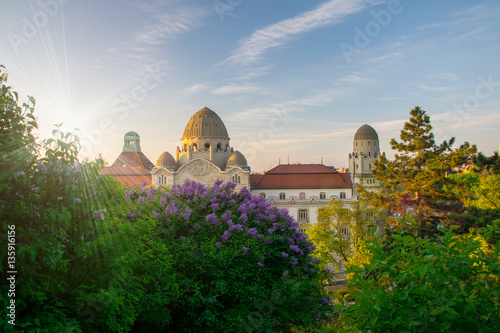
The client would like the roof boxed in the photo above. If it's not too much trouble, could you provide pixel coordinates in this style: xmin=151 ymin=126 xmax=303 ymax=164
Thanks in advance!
xmin=156 ymin=151 xmax=177 ymax=168
xmin=99 ymin=166 xmax=151 ymax=187
xmin=250 ymin=164 xmax=352 ymax=189
xmin=182 ymin=107 xmax=229 ymax=139
xmin=112 ymin=151 xmax=154 ymax=170
xmin=354 ymin=124 xmax=378 ymax=141
xmin=227 ymin=150 xmax=247 ymax=167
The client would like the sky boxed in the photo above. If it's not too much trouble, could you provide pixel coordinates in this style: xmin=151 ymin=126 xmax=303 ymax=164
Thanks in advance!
xmin=1 ymin=0 xmax=499 ymax=173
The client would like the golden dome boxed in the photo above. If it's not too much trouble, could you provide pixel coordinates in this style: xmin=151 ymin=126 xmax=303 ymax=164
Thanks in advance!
xmin=182 ymin=107 xmax=229 ymax=140
xmin=156 ymin=151 xmax=176 ymax=168
xmin=227 ymin=151 xmax=247 ymax=167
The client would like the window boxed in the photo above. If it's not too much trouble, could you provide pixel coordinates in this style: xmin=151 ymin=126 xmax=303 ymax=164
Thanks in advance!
xmin=299 ymin=192 xmax=306 ymax=200
xmin=237 ymin=175 xmax=241 ymax=183
xmin=205 ymin=143 xmax=210 ymax=150
xmin=217 ymin=143 xmax=222 ymax=150
xmin=340 ymin=192 xmax=346 ymax=199
xmin=369 ymin=163 xmax=371 ymax=169
xmin=298 ymin=209 xmax=308 ymax=222
xmin=320 ymin=192 xmax=326 ymax=200
xmin=259 ymin=192 xmax=266 ymax=198
xmin=368 ymin=141 xmax=370 ymax=145
xmin=279 ymin=192 xmax=286 ymax=200
xmin=183 ymin=144 xmax=187 ymax=151
xmin=192 ymin=143 xmax=198 ymax=150
xmin=340 ymin=227 xmax=349 ymax=236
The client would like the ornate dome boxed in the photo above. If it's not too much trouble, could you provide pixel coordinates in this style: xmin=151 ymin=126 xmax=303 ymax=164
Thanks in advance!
xmin=354 ymin=124 xmax=378 ymax=141
xmin=156 ymin=151 xmax=176 ymax=168
xmin=182 ymin=107 xmax=229 ymax=139
xmin=227 ymin=151 xmax=247 ymax=167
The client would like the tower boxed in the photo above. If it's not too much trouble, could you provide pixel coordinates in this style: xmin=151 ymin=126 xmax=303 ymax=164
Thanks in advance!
xmin=348 ymin=124 xmax=383 ymax=196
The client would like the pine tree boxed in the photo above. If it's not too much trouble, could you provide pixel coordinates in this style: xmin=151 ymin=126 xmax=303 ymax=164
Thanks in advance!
xmin=367 ymin=106 xmax=477 ymax=236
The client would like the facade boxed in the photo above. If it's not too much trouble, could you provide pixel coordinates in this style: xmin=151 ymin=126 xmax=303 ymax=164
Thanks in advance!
xmin=250 ymin=164 xmax=353 ymax=229
xmin=99 ymin=131 xmax=154 ymax=186
xmin=151 ymin=107 xmax=251 ymax=190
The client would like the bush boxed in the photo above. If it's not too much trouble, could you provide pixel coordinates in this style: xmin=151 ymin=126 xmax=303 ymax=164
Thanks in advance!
xmin=341 ymin=215 xmax=500 ymax=332
xmin=126 ymin=180 xmax=333 ymax=332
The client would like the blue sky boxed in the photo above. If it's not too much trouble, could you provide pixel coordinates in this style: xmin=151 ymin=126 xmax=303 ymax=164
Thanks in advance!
xmin=1 ymin=0 xmax=499 ymax=172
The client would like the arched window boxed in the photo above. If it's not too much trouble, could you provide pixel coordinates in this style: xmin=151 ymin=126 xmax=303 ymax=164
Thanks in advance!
xmin=299 ymin=192 xmax=306 ymax=200
xmin=192 ymin=143 xmax=198 ymax=150
xmin=320 ymin=192 xmax=326 ymax=200
xmin=279 ymin=192 xmax=286 ymax=200
xmin=369 ymin=151 xmax=371 ymax=157
xmin=369 ymin=164 xmax=371 ymax=169
xmin=205 ymin=143 xmax=210 ymax=150
xmin=237 ymin=175 xmax=241 ymax=183
xmin=340 ymin=192 xmax=346 ymax=199
xmin=217 ymin=143 xmax=222 ymax=150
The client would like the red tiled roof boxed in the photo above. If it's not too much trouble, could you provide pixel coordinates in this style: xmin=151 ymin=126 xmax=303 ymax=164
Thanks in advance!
xmin=265 ymin=164 xmax=338 ymax=174
xmin=251 ymin=164 xmax=352 ymax=189
xmin=112 ymin=151 xmax=154 ymax=170
xmin=99 ymin=166 xmax=151 ymax=187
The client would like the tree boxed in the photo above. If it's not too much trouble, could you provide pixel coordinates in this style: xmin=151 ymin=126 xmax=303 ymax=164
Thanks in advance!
xmin=306 ymin=199 xmax=382 ymax=273
xmin=367 ymin=106 xmax=477 ymax=236
xmin=473 ymin=151 xmax=500 ymax=174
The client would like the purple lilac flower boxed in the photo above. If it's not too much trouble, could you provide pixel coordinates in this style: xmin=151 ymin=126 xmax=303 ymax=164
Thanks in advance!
xmin=256 ymin=234 xmax=264 ymax=240
xmin=278 ymin=208 xmax=288 ymax=217
xmin=230 ymin=224 xmax=244 ymax=232
xmin=153 ymin=212 xmax=160 ymax=220
xmin=221 ymin=231 xmax=231 ymax=242
xmin=211 ymin=203 xmax=219 ymax=211
xmin=289 ymin=245 xmax=301 ymax=253
xmin=268 ymin=228 xmax=274 ymax=236
xmin=257 ymin=262 xmax=264 ymax=267
xmin=160 ymin=197 xmax=167 ymax=205
xmin=137 ymin=196 xmax=145 ymax=204
xmin=221 ymin=210 xmax=232 ymax=221
xmin=242 ymin=247 xmax=249 ymax=253
xmin=206 ymin=213 xmax=218 ymax=224
xmin=315 ymin=314 xmax=321 ymax=321
xmin=184 ymin=208 xmax=192 ymax=220
xmin=194 ymin=223 xmax=200 ymax=230
xmin=247 ymin=228 xmax=257 ymax=238
xmin=319 ymin=297 xmax=330 ymax=305
xmin=215 ymin=242 xmax=222 ymax=247
xmin=147 ymin=185 xmax=156 ymax=198
xmin=125 ymin=189 xmax=134 ymax=199
xmin=281 ymin=252 xmax=289 ymax=258
xmin=290 ymin=258 xmax=299 ymax=265
xmin=239 ymin=213 xmax=248 ymax=223
xmin=264 ymin=239 xmax=273 ymax=245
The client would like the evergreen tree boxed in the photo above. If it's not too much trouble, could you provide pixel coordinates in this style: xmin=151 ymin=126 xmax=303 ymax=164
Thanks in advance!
xmin=367 ymin=106 xmax=477 ymax=236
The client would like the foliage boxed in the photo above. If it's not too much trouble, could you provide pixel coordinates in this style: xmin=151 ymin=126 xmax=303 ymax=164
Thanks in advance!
xmin=367 ymin=106 xmax=477 ymax=236
xmin=0 ymin=65 xmax=140 ymax=332
xmin=124 ymin=180 xmax=333 ymax=332
xmin=306 ymin=200 xmax=383 ymax=274
xmin=473 ymin=151 xmax=500 ymax=174
xmin=341 ymin=214 xmax=500 ymax=332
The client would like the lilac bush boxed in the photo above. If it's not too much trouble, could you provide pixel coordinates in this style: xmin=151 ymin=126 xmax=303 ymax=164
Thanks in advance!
xmin=126 ymin=179 xmax=333 ymax=332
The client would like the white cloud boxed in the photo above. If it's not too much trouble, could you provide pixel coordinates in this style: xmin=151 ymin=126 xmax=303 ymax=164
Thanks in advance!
xmin=132 ymin=6 xmax=206 ymax=44
xmin=224 ymin=0 xmax=366 ymax=66
xmin=361 ymin=52 xmax=401 ymax=64
xmin=427 ymin=73 xmax=459 ymax=81
xmin=185 ymin=83 xmax=209 ymax=92
xmin=418 ymin=85 xmax=453 ymax=92
xmin=212 ymin=84 xmax=258 ymax=95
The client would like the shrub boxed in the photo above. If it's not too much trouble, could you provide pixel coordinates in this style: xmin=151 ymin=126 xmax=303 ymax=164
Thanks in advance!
xmin=126 ymin=180 xmax=333 ymax=332
xmin=341 ymin=215 xmax=500 ymax=332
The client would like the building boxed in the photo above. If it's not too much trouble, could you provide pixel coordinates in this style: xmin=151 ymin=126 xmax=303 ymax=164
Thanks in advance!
xmin=150 ymin=107 xmax=250 ymax=190
xmin=348 ymin=124 xmax=385 ymax=195
xmin=102 ymin=110 xmax=384 ymax=226
xmin=99 ymin=131 xmax=154 ymax=187
xmin=250 ymin=164 xmax=353 ymax=229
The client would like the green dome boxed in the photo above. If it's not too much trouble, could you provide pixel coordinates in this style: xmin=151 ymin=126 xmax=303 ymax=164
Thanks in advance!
xmin=123 ymin=131 xmax=141 ymax=152
xmin=354 ymin=124 xmax=378 ymax=141
xmin=227 ymin=151 xmax=247 ymax=167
